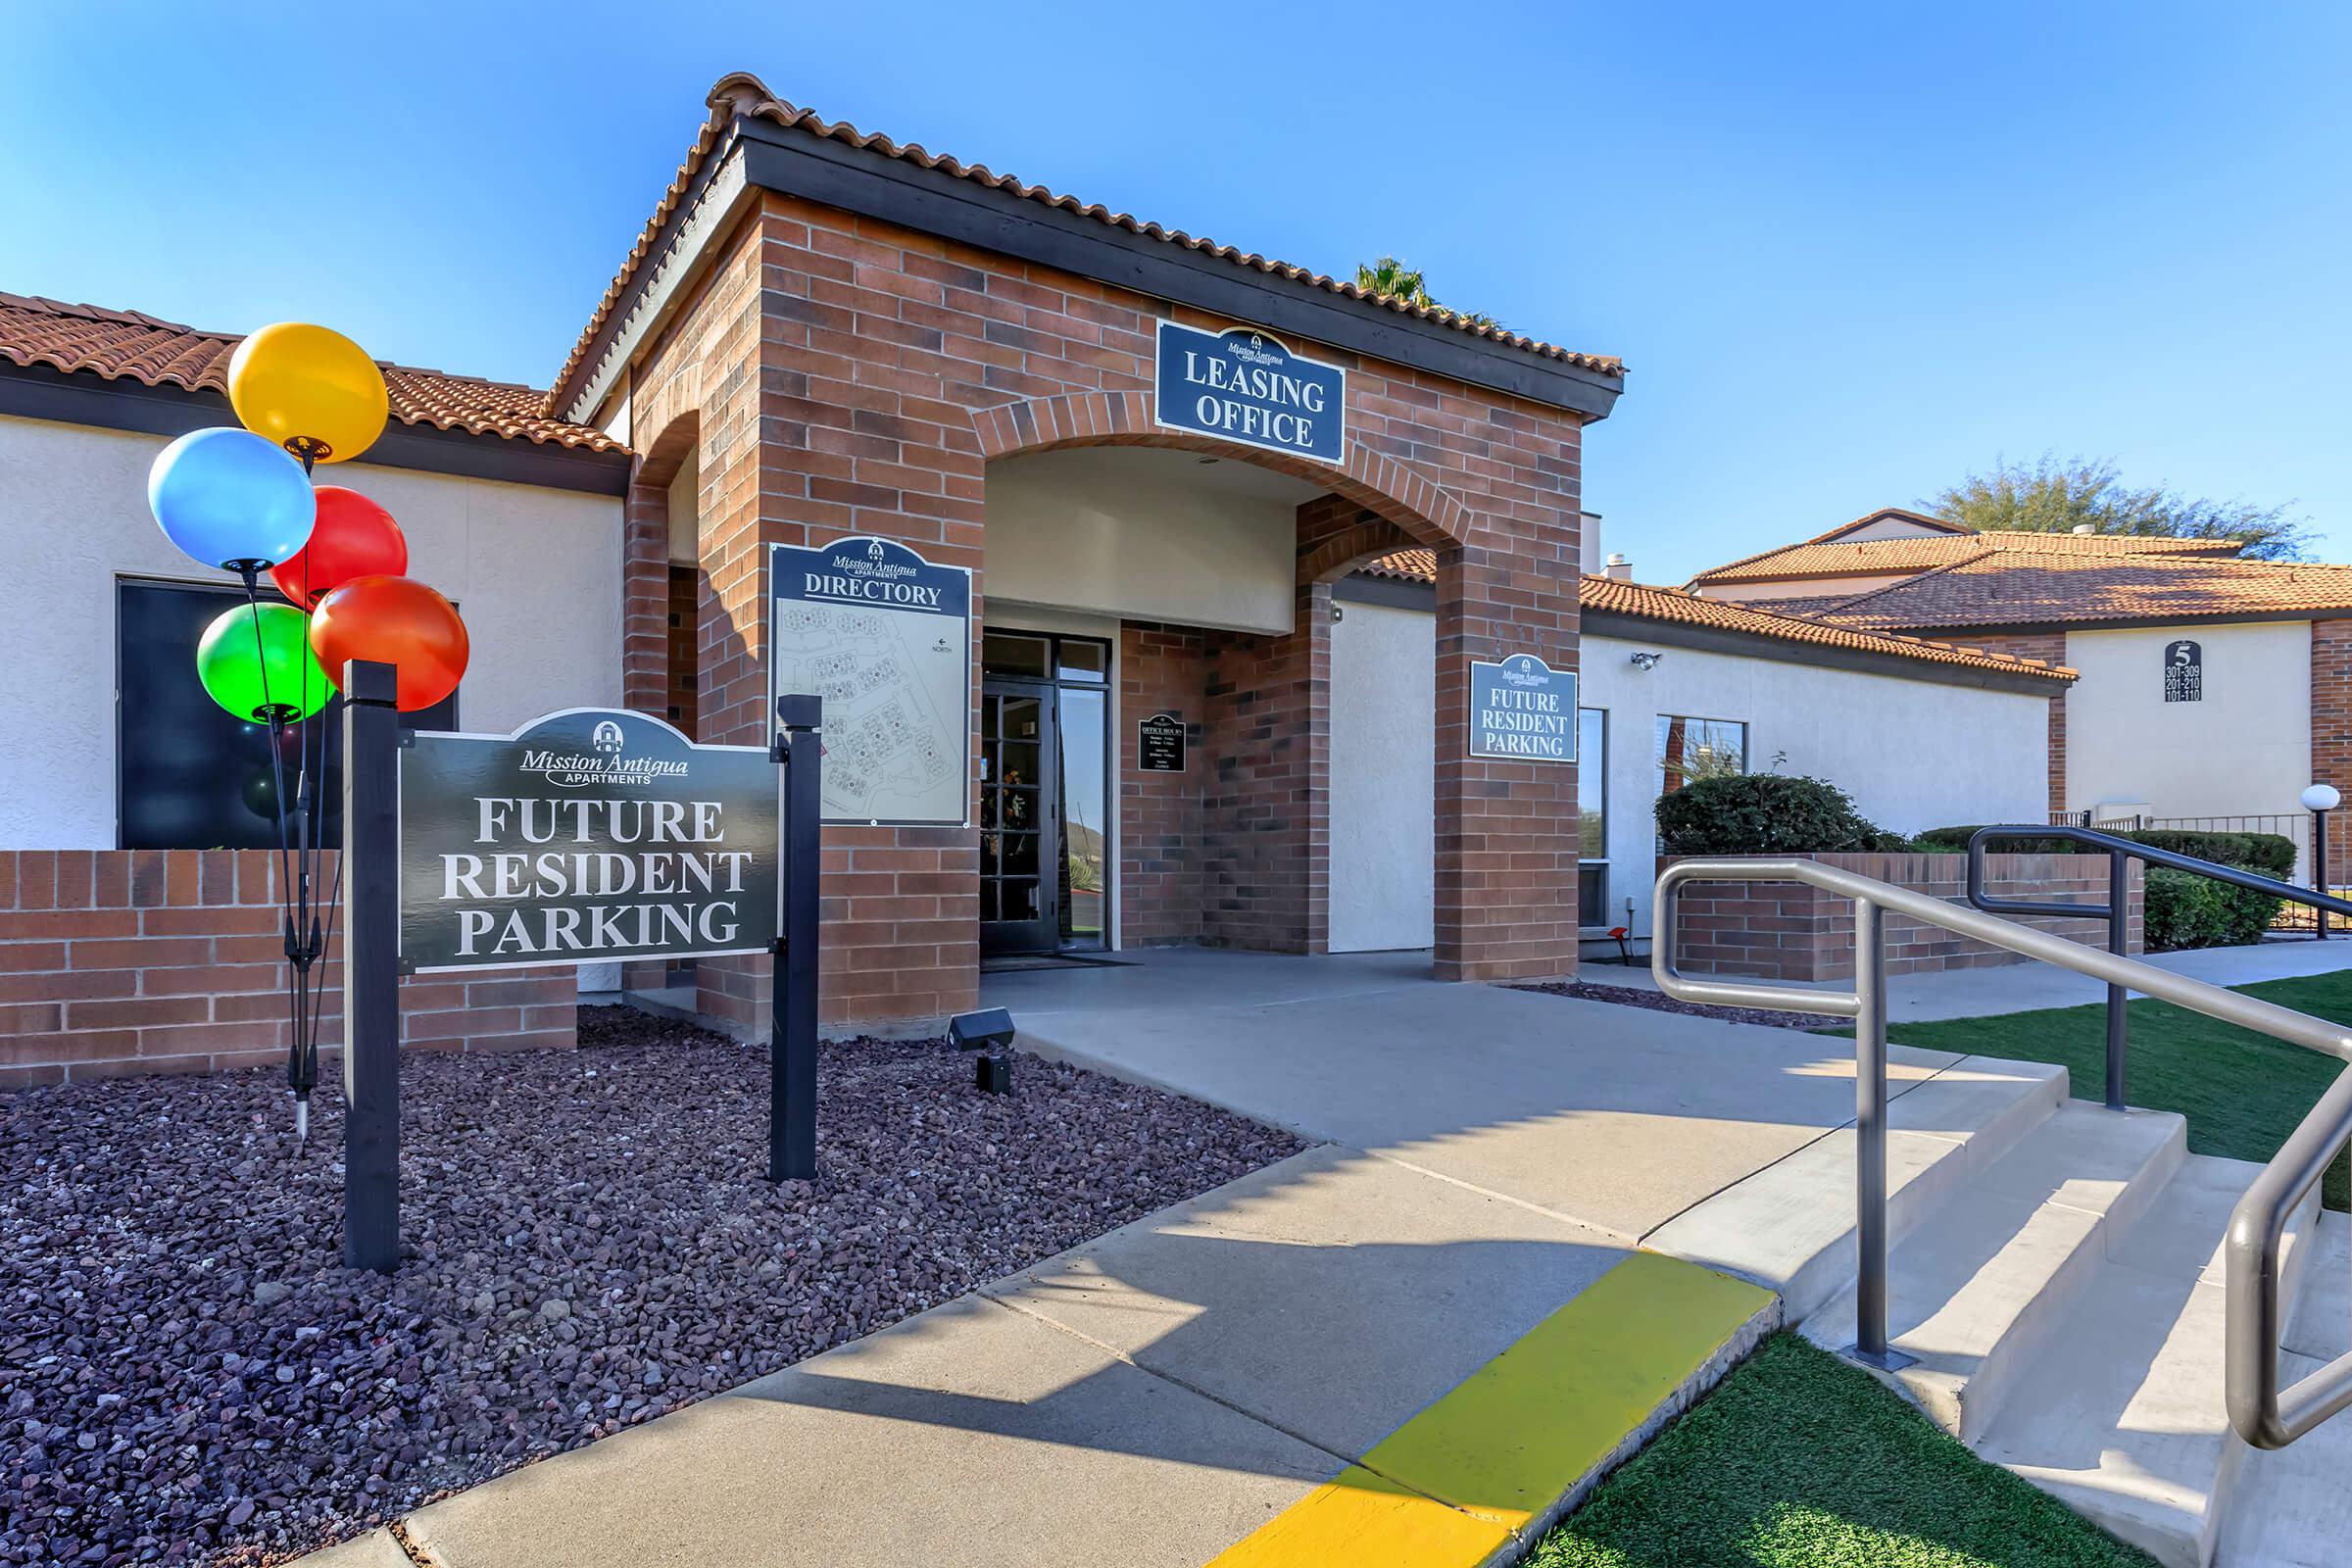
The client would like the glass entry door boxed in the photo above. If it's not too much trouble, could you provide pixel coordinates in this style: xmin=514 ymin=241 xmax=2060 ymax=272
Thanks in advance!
xmin=980 ymin=681 xmax=1058 ymax=955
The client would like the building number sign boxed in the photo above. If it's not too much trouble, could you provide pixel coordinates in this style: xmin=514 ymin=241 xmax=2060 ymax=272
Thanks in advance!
xmin=2164 ymin=639 xmax=2203 ymax=703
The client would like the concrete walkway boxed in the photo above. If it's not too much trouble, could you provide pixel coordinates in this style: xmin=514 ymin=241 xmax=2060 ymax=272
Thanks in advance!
xmin=308 ymin=949 xmax=2155 ymax=1567
xmin=1586 ymin=936 xmax=2352 ymax=1022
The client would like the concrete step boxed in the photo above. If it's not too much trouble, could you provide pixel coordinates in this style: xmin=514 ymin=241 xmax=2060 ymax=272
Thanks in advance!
xmin=1644 ymin=1054 xmax=2068 ymax=1319
xmin=1800 ymin=1103 xmax=2187 ymax=1443
xmin=2217 ymin=1212 xmax=2352 ymax=1568
xmin=1972 ymin=1155 xmax=2322 ymax=1568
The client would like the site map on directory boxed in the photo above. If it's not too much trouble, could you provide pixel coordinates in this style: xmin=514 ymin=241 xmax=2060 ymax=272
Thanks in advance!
xmin=766 ymin=537 xmax=972 ymax=826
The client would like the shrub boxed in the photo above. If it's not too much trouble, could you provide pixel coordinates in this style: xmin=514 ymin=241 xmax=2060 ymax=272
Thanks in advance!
xmin=1916 ymin=823 xmax=2292 ymax=951
xmin=1654 ymin=774 xmax=1905 ymax=857
xmin=2145 ymin=867 xmax=2278 ymax=951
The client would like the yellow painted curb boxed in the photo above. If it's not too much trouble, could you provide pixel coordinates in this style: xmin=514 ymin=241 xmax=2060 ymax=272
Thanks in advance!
xmin=1205 ymin=1251 xmax=1775 ymax=1566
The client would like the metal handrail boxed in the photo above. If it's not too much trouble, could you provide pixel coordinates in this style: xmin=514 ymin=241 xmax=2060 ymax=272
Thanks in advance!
xmin=1965 ymin=824 xmax=2352 ymax=1111
xmin=1653 ymin=857 xmax=2352 ymax=1446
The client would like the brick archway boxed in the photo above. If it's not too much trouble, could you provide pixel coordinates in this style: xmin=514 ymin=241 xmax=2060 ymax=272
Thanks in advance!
xmin=976 ymin=404 xmax=1469 ymax=964
xmin=971 ymin=391 xmax=1469 ymax=553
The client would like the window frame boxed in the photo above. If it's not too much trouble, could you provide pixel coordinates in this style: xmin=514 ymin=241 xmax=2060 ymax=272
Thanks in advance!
xmin=114 ymin=572 xmax=462 ymax=852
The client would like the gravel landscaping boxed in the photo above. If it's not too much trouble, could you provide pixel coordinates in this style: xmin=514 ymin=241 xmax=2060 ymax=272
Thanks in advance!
xmin=0 ymin=1006 xmax=1307 ymax=1566
xmin=1517 ymin=979 xmax=1836 ymax=1031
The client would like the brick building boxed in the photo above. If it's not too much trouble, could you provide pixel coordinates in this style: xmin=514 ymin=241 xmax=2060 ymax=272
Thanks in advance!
xmin=0 ymin=76 xmax=2083 ymax=1083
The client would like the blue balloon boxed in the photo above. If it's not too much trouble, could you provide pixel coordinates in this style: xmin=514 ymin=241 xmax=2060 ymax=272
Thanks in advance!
xmin=148 ymin=427 xmax=317 ymax=569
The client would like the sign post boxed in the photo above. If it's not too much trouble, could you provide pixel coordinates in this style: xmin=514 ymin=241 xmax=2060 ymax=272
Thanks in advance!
xmin=340 ymin=659 xmax=402 ymax=1273
xmin=335 ymin=693 xmax=805 ymax=1271
xmin=771 ymin=695 xmax=822 ymax=1180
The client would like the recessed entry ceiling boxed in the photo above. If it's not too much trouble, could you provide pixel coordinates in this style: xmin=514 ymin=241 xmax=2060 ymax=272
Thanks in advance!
xmin=987 ymin=445 xmax=1329 ymax=505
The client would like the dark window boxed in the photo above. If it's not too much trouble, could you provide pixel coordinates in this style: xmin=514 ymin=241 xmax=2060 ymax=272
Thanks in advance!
xmin=116 ymin=579 xmax=458 ymax=850
xmin=1578 ymin=864 xmax=1608 ymax=925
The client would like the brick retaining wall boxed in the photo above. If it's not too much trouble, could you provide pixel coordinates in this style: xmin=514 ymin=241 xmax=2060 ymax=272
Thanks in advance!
xmin=0 ymin=850 xmax=577 ymax=1089
xmin=1664 ymin=852 xmax=2142 ymax=982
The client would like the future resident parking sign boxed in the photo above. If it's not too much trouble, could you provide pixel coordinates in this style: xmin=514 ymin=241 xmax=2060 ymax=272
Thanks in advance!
xmin=1468 ymin=654 xmax=1577 ymax=762
xmin=1155 ymin=320 xmax=1346 ymax=465
xmin=397 ymin=709 xmax=780 ymax=972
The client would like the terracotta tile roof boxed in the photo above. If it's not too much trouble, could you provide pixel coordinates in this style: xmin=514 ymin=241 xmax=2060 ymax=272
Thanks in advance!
xmin=550 ymin=74 xmax=1625 ymax=412
xmin=1352 ymin=550 xmax=2074 ymax=684
xmin=1691 ymin=522 xmax=2240 ymax=585
xmin=1809 ymin=551 xmax=2352 ymax=632
xmin=0 ymin=293 xmax=624 ymax=453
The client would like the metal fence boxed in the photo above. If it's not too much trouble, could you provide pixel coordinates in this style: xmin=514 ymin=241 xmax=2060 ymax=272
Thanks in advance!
xmin=2050 ymin=812 xmax=2324 ymax=929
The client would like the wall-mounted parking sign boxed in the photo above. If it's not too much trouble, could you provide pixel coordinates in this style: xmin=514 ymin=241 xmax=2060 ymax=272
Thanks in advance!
xmin=1468 ymin=654 xmax=1577 ymax=762
xmin=1155 ymin=320 xmax=1346 ymax=466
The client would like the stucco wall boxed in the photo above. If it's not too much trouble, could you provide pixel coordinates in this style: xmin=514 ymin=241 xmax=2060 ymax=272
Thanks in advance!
xmin=0 ymin=416 xmax=624 ymax=848
xmin=1329 ymin=600 xmax=1435 ymax=951
xmin=2063 ymin=620 xmax=2312 ymax=821
xmin=1321 ymin=599 xmax=2055 ymax=945
xmin=983 ymin=448 xmax=1310 ymax=635
xmin=1582 ymin=631 xmax=2052 ymax=931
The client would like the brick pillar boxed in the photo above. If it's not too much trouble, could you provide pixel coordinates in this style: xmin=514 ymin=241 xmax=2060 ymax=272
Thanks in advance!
xmin=645 ymin=197 xmax=981 ymax=1039
xmin=1433 ymin=526 xmax=1585 ymax=983
xmin=1117 ymin=621 xmax=1206 ymax=946
xmin=1199 ymin=581 xmax=1331 ymax=953
xmin=621 ymin=475 xmax=672 ymax=714
xmin=2312 ymin=620 xmax=2352 ymax=878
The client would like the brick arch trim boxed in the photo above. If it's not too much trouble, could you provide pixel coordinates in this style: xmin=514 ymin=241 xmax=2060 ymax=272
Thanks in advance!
xmin=972 ymin=392 xmax=1468 ymax=550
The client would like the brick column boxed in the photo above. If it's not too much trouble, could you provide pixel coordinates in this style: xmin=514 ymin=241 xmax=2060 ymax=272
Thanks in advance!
xmin=2312 ymin=620 xmax=2352 ymax=877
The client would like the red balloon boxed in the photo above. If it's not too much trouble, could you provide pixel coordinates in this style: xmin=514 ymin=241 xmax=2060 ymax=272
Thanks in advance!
xmin=311 ymin=574 xmax=469 ymax=711
xmin=270 ymin=486 xmax=408 ymax=610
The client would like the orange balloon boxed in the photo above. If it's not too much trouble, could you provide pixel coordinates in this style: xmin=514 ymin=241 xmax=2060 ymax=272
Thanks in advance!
xmin=311 ymin=574 xmax=468 ymax=711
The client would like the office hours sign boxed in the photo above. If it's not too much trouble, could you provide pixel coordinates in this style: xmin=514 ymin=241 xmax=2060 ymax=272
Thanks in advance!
xmin=1154 ymin=320 xmax=1346 ymax=466
xmin=768 ymin=537 xmax=972 ymax=827
xmin=399 ymin=709 xmax=779 ymax=972
xmin=1468 ymin=654 xmax=1578 ymax=762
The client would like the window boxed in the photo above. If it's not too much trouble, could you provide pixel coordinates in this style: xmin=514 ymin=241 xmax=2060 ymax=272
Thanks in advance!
xmin=116 ymin=579 xmax=459 ymax=850
xmin=1655 ymin=714 xmax=1747 ymax=800
xmin=1577 ymin=708 xmax=1608 ymax=926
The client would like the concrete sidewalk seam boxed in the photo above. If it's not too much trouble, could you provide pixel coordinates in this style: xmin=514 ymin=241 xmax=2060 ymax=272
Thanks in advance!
xmin=1361 ymin=1151 xmax=1644 ymax=1247
xmin=1632 ymin=1051 xmax=1978 ymax=1246
xmin=969 ymin=1286 xmax=1370 ymax=1477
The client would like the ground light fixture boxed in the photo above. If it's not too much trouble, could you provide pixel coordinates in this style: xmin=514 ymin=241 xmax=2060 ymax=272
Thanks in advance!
xmin=950 ymin=1006 xmax=1018 ymax=1095
xmin=2303 ymin=783 xmax=2340 ymax=940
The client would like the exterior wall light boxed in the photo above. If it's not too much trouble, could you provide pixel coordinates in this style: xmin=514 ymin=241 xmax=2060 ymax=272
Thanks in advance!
xmin=1629 ymin=651 xmax=1663 ymax=671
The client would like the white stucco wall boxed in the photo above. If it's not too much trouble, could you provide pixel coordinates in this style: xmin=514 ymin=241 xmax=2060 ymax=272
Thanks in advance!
xmin=1321 ymin=594 xmax=2056 ymax=945
xmin=984 ymin=447 xmax=1317 ymax=635
xmin=0 ymin=415 xmax=624 ymax=848
xmin=1328 ymin=601 xmax=1436 ymax=951
xmin=2063 ymin=620 xmax=2312 ymax=822
xmin=1582 ymin=631 xmax=2051 ymax=931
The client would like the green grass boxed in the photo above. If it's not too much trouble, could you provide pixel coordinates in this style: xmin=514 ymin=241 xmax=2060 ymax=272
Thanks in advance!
xmin=1869 ymin=968 xmax=2352 ymax=1210
xmin=1527 ymin=1334 xmax=2155 ymax=1568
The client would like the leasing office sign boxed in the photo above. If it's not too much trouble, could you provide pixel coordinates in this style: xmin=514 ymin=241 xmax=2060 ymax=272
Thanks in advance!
xmin=1155 ymin=320 xmax=1346 ymax=465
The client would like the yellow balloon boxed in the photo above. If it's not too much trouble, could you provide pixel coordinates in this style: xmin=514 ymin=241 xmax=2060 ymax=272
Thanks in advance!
xmin=227 ymin=322 xmax=389 ymax=464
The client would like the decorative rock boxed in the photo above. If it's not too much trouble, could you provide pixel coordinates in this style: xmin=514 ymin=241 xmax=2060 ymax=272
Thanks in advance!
xmin=0 ymin=1005 xmax=1303 ymax=1565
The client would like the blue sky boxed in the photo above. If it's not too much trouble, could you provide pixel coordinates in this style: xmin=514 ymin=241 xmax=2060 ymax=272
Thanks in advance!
xmin=6 ymin=3 xmax=2346 ymax=582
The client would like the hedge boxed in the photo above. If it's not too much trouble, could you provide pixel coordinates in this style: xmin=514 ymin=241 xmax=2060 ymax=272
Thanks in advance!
xmin=1915 ymin=824 xmax=2295 ymax=951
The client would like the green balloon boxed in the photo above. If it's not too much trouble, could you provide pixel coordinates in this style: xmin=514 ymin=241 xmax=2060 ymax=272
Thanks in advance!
xmin=196 ymin=602 xmax=328 ymax=721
